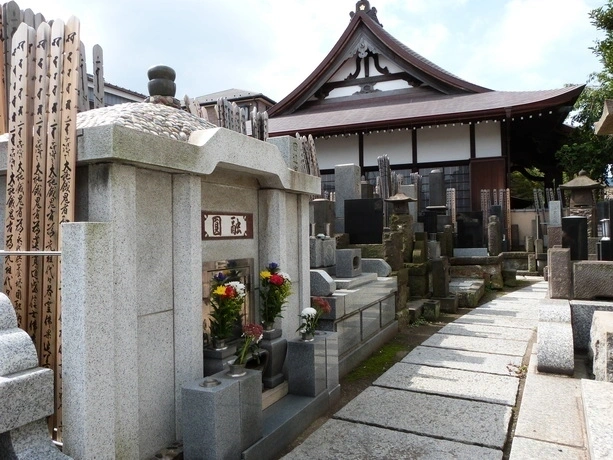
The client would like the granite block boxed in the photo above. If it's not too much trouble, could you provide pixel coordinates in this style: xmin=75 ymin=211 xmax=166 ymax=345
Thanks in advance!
xmin=453 ymin=247 xmax=488 ymax=257
xmin=282 ymin=418 xmax=501 ymax=460
xmin=286 ymin=336 xmax=327 ymax=397
xmin=0 ymin=368 xmax=54 ymax=433
xmin=422 ymin=300 xmax=440 ymax=321
xmin=335 ymin=386 xmax=512 ymax=449
xmin=581 ymin=379 xmax=613 ymax=460
xmin=309 ymin=237 xmax=322 ymax=268
xmin=514 ymin=365 xmax=585 ymax=448
xmin=267 ymin=135 xmax=300 ymax=170
xmin=590 ymin=311 xmax=613 ymax=382
xmin=334 ymin=164 xmax=361 ymax=232
xmin=61 ymin=223 xmax=117 ymax=459
xmin=322 ymin=238 xmax=336 ymax=267
xmin=220 ymin=370 xmax=263 ymax=450
xmin=375 ymin=362 xmax=520 ymax=406
xmin=434 ymin=295 xmax=458 ymax=313
xmin=539 ymin=299 xmax=571 ymax=322
xmin=361 ymin=258 xmax=392 ymax=276
xmin=573 ymin=261 xmax=613 ymax=300
xmin=0 ymin=329 xmax=39 ymax=376
xmin=537 ymin=322 xmax=574 ymax=375
xmin=3 ymin=419 xmax=69 ymax=459
xmin=171 ymin=174 xmax=203 ymax=438
xmin=509 ymin=437 xmax=588 ymax=460
xmin=310 ymin=270 xmax=336 ymax=296
xmin=182 ymin=376 xmax=242 ymax=460
xmin=336 ymin=249 xmax=362 ymax=278
xmin=403 ymin=346 xmax=523 ymax=375
xmin=548 ymin=226 xmax=563 ymax=248
xmin=136 ymin=169 xmax=173 ymax=317
xmin=0 ymin=293 xmax=16 ymax=330
xmin=570 ymin=300 xmax=613 ymax=351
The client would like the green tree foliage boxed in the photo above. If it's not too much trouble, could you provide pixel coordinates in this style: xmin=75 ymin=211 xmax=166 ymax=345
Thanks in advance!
xmin=556 ymin=2 xmax=613 ymax=182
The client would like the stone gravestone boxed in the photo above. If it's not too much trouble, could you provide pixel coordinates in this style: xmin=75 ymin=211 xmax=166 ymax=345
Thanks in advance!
xmin=549 ymin=200 xmax=562 ymax=227
xmin=344 ymin=199 xmax=383 ymax=244
xmin=334 ymin=164 xmax=361 ymax=234
xmin=310 ymin=199 xmax=334 ymax=237
xmin=428 ymin=169 xmax=445 ymax=207
xmin=562 ymin=216 xmax=588 ymax=260
xmin=456 ymin=212 xmax=483 ymax=248
xmin=0 ymin=293 xmax=70 ymax=459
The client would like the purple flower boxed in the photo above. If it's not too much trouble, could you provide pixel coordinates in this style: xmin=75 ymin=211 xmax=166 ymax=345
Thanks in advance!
xmin=267 ymin=262 xmax=279 ymax=271
xmin=213 ymin=272 xmax=227 ymax=283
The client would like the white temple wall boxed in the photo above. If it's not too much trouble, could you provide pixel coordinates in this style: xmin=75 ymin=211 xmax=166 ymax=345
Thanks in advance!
xmin=363 ymin=129 xmax=412 ymax=166
xmin=416 ymin=124 xmax=470 ymax=163
xmin=315 ymin=136 xmax=359 ymax=170
xmin=475 ymin=122 xmax=502 ymax=158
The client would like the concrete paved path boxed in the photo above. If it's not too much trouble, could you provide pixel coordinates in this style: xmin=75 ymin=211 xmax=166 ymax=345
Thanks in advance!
xmin=282 ymin=279 xmax=548 ymax=459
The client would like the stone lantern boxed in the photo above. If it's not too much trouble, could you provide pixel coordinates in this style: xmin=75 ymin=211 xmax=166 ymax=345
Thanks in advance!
xmin=559 ymin=170 xmax=603 ymax=237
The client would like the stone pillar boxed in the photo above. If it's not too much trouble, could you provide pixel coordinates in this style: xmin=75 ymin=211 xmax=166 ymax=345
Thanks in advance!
xmin=334 ymin=164 xmax=361 ymax=234
xmin=488 ymin=216 xmax=502 ymax=256
xmin=62 ymin=222 xmax=116 ymax=459
xmin=548 ymin=248 xmax=572 ymax=299
xmin=172 ymin=174 xmax=203 ymax=438
xmin=83 ymin=163 xmax=139 ymax=459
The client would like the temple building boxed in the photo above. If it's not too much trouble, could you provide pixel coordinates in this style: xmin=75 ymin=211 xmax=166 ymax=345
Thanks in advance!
xmin=267 ymin=1 xmax=584 ymax=212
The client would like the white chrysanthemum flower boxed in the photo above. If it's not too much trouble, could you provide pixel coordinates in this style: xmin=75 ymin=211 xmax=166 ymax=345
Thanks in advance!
xmin=227 ymin=281 xmax=246 ymax=298
xmin=279 ymin=271 xmax=291 ymax=282
xmin=301 ymin=307 xmax=317 ymax=318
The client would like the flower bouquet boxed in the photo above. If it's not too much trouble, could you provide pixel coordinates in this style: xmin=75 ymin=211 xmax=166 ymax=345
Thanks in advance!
xmin=235 ymin=323 xmax=264 ymax=365
xmin=208 ymin=271 xmax=246 ymax=347
xmin=259 ymin=262 xmax=292 ymax=329
xmin=297 ymin=297 xmax=332 ymax=340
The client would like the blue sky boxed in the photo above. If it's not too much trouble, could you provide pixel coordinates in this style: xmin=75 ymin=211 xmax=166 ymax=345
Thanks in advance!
xmin=24 ymin=0 xmax=606 ymax=102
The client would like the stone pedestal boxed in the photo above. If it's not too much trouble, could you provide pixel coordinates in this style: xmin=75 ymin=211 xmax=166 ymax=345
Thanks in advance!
xmin=286 ymin=332 xmax=338 ymax=398
xmin=422 ymin=300 xmax=440 ymax=321
xmin=260 ymin=328 xmax=287 ymax=389
xmin=204 ymin=344 xmax=237 ymax=376
xmin=182 ymin=369 xmax=262 ymax=459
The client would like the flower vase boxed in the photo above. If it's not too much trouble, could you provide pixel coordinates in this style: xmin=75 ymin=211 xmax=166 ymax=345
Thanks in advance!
xmin=260 ymin=328 xmax=286 ymax=389
xmin=301 ymin=331 xmax=314 ymax=342
xmin=227 ymin=362 xmax=247 ymax=377
xmin=212 ymin=338 xmax=227 ymax=351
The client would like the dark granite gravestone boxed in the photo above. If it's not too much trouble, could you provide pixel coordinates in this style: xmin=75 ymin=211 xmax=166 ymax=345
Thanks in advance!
xmin=456 ymin=212 xmax=484 ymax=248
xmin=429 ymin=169 xmax=445 ymax=207
xmin=424 ymin=210 xmax=438 ymax=235
xmin=562 ymin=216 xmax=588 ymax=261
xmin=344 ymin=198 xmax=383 ymax=244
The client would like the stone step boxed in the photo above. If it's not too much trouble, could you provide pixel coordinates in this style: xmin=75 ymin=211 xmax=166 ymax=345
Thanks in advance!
xmin=333 ymin=272 xmax=378 ymax=289
xmin=449 ymin=278 xmax=485 ymax=307
xmin=581 ymin=379 xmax=613 ymax=460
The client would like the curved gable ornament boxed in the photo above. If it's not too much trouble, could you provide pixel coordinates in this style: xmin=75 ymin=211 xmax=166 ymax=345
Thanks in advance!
xmin=343 ymin=37 xmax=381 ymax=60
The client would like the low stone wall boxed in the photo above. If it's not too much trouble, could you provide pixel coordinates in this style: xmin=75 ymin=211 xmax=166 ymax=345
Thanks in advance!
xmin=449 ymin=255 xmax=504 ymax=289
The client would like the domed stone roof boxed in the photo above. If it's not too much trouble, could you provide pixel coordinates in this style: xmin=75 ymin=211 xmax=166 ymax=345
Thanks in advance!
xmin=77 ymin=102 xmax=216 ymax=142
